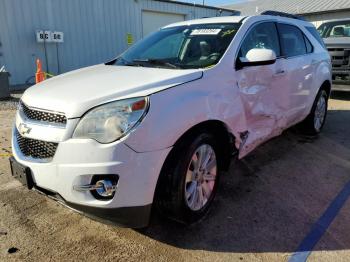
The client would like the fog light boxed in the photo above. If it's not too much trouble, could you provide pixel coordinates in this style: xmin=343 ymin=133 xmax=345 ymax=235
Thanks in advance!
xmin=73 ymin=175 xmax=119 ymax=201
xmin=95 ymin=180 xmax=117 ymax=197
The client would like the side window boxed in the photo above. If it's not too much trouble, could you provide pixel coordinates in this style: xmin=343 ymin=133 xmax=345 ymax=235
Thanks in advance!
xmin=304 ymin=35 xmax=313 ymax=53
xmin=239 ymin=22 xmax=280 ymax=59
xmin=306 ymin=26 xmax=326 ymax=49
xmin=277 ymin=23 xmax=307 ymax=57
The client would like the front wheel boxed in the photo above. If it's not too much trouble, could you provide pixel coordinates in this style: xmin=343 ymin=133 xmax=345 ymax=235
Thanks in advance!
xmin=155 ymin=132 xmax=223 ymax=224
xmin=184 ymin=143 xmax=218 ymax=212
xmin=299 ymin=89 xmax=328 ymax=135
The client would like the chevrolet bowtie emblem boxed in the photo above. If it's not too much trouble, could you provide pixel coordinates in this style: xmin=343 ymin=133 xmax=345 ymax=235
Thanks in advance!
xmin=18 ymin=123 xmax=32 ymax=136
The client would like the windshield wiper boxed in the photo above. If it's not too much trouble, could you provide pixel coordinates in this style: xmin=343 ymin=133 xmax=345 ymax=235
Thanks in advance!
xmin=132 ymin=59 xmax=180 ymax=69
xmin=111 ymin=57 xmax=142 ymax=67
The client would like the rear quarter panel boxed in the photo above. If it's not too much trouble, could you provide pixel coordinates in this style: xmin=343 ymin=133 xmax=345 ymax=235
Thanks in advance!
xmin=302 ymin=26 xmax=332 ymax=114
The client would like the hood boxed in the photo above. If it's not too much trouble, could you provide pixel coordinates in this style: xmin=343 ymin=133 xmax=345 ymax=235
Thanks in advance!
xmin=323 ymin=37 xmax=350 ymax=47
xmin=22 ymin=64 xmax=203 ymax=118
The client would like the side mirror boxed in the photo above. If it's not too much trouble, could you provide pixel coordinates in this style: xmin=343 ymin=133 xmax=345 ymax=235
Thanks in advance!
xmin=237 ymin=48 xmax=277 ymax=70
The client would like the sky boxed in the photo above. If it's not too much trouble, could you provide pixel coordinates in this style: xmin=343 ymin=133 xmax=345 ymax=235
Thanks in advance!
xmin=175 ymin=0 xmax=247 ymax=7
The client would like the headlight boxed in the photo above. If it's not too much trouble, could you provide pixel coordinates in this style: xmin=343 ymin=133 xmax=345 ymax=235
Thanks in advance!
xmin=73 ymin=97 xmax=149 ymax=143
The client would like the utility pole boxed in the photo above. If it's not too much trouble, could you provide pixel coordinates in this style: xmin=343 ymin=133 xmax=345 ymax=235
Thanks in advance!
xmin=202 ymin=0 xmax=205 ymax=5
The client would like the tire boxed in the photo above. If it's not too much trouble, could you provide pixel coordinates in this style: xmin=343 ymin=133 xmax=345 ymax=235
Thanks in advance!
xmin=155 ymin=131 xmax=224 ymax=224
xmin=299 ymin=88 xmax=328 ymax=135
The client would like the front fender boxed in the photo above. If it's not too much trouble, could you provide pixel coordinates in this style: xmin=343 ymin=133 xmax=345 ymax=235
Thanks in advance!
xmin=124 ymin=77 xmax=246 ymax=153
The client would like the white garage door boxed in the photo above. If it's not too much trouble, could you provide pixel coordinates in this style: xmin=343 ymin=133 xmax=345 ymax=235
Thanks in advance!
xmin=142 ymin=11 xmax=185 ymax=37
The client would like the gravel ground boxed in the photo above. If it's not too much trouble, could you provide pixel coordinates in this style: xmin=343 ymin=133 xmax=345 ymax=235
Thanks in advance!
xmin=0 ymin=92 xmax=350 ymax=261
xmin=0 ymin=93 xmax=21 ymax=110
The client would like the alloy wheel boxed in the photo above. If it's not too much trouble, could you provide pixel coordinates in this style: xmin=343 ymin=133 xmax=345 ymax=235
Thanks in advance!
xmin=184 ymin=144 xmax=217 ymax=211
xmin=314 ymin=94 xmax=327 ymax=132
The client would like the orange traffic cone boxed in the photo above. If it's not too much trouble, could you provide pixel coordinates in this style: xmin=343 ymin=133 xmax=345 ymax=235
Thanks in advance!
xmin=35 ymin=59 xmax=46 ymax=84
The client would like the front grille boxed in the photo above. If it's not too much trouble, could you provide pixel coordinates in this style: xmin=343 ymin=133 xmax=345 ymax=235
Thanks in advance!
xmin=16 ymin=130 xmax=58 ymax=160
xmin=327 ymin=47 xmax=350 ymax=84
xmin=328 ymin=48 xmax=350 ymax=67
xmin=20 ymin=100 xmax=67 ymax=125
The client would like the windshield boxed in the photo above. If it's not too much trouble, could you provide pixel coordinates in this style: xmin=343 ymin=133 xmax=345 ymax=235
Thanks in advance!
xmin=318 ymin=20 xmax=350 ymax=38
xmin=114 ymin=23 xmax=241 ymax=69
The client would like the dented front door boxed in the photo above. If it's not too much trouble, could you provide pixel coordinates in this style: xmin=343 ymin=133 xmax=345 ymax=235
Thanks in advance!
xmin=235 ymin=22 xmax=291 ymax=157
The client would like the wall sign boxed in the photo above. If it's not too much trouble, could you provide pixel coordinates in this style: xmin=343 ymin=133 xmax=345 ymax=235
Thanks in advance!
xmin=36 ymin=30 xmax=64 ymax=43
xmin=127 ymin=33 xmax=133 ymax=46
xmin=36 ymin=30 xmax=51 ymax=43
xmin=52 ymin=31 xmax=64 ymax=43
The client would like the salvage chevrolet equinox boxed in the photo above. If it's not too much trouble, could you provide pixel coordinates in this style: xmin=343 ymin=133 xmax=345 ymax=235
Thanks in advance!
xmin=10 ymin=12 xmax=331 ymax=228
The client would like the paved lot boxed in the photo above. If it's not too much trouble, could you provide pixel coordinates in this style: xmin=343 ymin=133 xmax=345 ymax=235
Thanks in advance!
xmin=1 ymin=92 xmax=350 ymax=261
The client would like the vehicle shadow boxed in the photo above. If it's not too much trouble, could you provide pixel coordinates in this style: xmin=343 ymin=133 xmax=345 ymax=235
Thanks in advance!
xmin=137 ymin=109 xmax=350 ymax=253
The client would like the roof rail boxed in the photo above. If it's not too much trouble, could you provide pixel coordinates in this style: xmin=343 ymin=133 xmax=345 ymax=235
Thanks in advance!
xmin=261 ymin=10 xmax=306 ymax=21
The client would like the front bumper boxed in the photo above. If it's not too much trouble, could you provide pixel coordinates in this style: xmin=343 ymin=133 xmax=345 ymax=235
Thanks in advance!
xmin=12 ymin=127 xmax=171 ymax=227
xmin=34 ymin=184 xmax=152 ymax=228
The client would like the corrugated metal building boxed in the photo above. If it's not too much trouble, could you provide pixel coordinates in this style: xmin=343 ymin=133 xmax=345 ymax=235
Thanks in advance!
xmin=0 ymin=0 xmax=235 ymax=87
xmin=224 ymin=0 xmax=350 ymax=27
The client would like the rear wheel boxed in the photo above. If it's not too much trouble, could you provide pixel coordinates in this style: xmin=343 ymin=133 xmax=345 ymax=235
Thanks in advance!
xmin=299 ymin=89 xmax=328 ymax=135
xmin=155 ymin=131 xmax=224 ymax=224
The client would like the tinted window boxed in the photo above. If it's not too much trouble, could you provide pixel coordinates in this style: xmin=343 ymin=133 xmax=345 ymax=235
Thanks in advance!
xmin=304 ymin=35 xmax=313 ymax=53
xmin=307 ymin=26 xmax=326 ymax=49
xmin=239 ymin=22 xmax=280 ymax=58
xmin=277 ymin=23 xmax=306 ymax=57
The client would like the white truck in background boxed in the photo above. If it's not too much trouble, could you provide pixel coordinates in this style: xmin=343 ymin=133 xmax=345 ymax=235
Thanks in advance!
xmin=318 ymin=19 xmax=350 ymax=91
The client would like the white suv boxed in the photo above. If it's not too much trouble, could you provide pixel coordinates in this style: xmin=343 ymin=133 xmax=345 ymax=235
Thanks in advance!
xmin=10 ymin=13 xmax=331 ymax=227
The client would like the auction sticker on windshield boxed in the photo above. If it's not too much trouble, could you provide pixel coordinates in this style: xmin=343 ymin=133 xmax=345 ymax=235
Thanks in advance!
xmin=191 ymin=29 xmax=222 ymax=35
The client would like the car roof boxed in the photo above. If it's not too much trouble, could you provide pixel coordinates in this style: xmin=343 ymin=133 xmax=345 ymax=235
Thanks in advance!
xmin=163 ymin=15 xmax=314 ymax=29
xmin=162 ymin=16 xmax=247 ymax=28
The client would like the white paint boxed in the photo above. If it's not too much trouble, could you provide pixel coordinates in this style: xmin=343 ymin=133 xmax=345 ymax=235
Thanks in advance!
xmin=22 ymin=65 xmax=203 ymax=118
xmin=245 ymin=48 xmax=276 ymax=62
xmin=163 ymin=16 xmax=245 ymax=28
xmin=13 ymin=15 xmax=332 ymax=219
